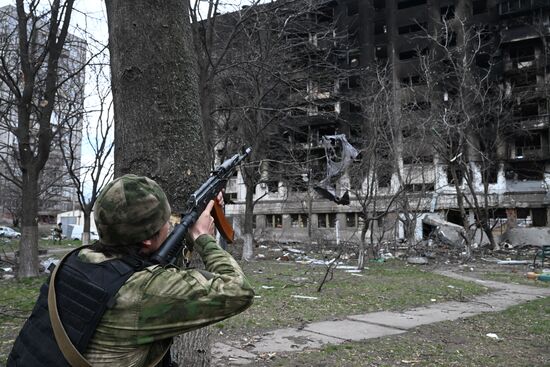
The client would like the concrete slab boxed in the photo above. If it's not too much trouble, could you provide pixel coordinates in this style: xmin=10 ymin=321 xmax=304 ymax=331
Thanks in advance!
xmin=304 ymin=319 xmax=405 ymax=341
xmin=248 ymin=328 xmax=343 ymax=354
xmin=212 ymin=342 xmax=256 ymax=366
xmin=348 ymin=311 xmax=428 ymax=329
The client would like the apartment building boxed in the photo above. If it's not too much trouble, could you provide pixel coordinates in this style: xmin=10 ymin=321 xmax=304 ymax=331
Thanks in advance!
xmin=0 ymin=5 xmax=85 ymax=222
xmin=211 ymin=0 xmax=550 ymax=245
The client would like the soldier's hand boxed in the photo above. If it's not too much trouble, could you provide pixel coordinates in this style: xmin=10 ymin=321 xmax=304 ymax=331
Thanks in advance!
xmin=189 ymin=200 xmax=216 ymax=240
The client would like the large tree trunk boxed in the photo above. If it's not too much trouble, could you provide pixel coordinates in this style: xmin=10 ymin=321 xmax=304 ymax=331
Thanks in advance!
xmin=105 ymin=0 xmax=211 ymax=365
xmin=18 ymin=170 xmax=40 ymax=277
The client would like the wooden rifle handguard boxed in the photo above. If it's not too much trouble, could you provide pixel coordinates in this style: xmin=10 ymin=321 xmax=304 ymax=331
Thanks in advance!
xmin=211 ymin=201 xmax=234 ymax=243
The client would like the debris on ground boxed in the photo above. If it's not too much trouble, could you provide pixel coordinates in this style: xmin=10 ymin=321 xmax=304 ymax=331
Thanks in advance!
xmin=291 ymin=295 xmax=319 ymax=300
xmin=407 ymin=256 xmax=429 ymax=265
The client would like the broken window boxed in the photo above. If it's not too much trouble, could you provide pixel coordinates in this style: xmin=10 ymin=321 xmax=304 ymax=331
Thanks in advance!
xmin=447 ymin=165 xmax=464 ymax=186
xmin=377 ymin=170 xmax=392 ymax=188
xmin=404 ymin=183 xmax=434 ymax=192
xmin=398 ymin=0 xmax=427 ymax=10
xmin=398 ymin=23 xmax=426 ymax=35
xmin=266 ymin=214 xmax=283 ymax=228
xmin=291 ymin=213 xmax=309 ymax=228
xmin=375 ymin=45 xmax=387 ymax=59
xmin=515 ymin=133 xmax=542 ymax=158
xmin=318 ymin=213 xmax=337 ymax=228
xmin=374 ymin=22 xmax=387 ymax=35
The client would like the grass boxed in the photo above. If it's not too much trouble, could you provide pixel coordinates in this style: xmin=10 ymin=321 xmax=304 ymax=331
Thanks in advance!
xmin=0 ymin=237 xmax=81 ymax=251
xmin=264 ymin=296 xmax=550 ymax=367
xmin=1 ymin=257 xmax=545 ymax=365
xmin=0 ymin=276 xmax=45 ymax=364
xmin=214 ymin=260 xmax=488 ymax=337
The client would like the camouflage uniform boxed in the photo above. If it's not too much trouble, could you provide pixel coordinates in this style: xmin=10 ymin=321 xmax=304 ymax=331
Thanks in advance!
xmin=88 ymin=175 xmax=254 ymax=365
xmin=79 ymin=234 xmax=254 ymax=366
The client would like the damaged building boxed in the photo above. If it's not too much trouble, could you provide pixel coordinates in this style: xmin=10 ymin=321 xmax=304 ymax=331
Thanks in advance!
xmin=212 ymin=0 xmax=550 ymax=247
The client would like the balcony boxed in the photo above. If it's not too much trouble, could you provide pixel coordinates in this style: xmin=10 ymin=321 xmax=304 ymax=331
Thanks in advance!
xmin=509 ymin=145 xmax=550 ymax=160
xmin=499 ymin=0 xmax=550 ymax=16
xmin=515 ymin=114 xmax=549 ymax=130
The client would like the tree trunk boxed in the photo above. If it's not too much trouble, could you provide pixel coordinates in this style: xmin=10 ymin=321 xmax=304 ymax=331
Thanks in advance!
xmin=242 ymin=180 xmax=255 ymax=261
xmin=82 ymin=211 xmax=91 ymax=246
xmin=18 ymin=170 xmax=40 ymax=278
xmin=105 ymin=0 xmax=211 ymax=365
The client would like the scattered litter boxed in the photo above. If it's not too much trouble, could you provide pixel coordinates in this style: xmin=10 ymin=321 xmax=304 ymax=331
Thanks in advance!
xmin=256 ymin=254 xmax=265 ymax=259
xmin=447 ymin=285 xmax=456 ymax=289
xmin=497 ymin=260 xmax=530 ymax=265
xmin=501 ymin=242 xmax=514 ymax=250
xmin=261 ymin=285 xmax=275 ymax=289
xmin=41 ymin=258 xmax=59 ymax=273
xmin=259 ymin=245 xmax=268 ymax=249
xmin=350 ymin=273 xmax=364 ymax=277
xmin=430 ymin=298 xmax=437 ymax=302
xmin=2 ymin=267 xmax=13 ymax=272
xmin=254 ymin=296 xmax=262 ymax=299
xmin=335 ymin=265 xmax=357 ymax=270
xmin=344 ymin=269 xmax=362 ymax=273
xmin=277 ymin=254 xmax=290 ymax=261
xmin=407 ymin=256 xmax=429 ymax=265
xmin=284 ymin=248 xmax=305 ymax=254
xmin=291 ymin=295 xmax=318 ymax=300
xmin=486 ymin=333 xmax=500 ymax=340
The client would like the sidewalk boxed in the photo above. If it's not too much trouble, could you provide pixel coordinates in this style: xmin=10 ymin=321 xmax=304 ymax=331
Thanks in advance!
xmin=212 ymin=271 xmax=550 ymax=366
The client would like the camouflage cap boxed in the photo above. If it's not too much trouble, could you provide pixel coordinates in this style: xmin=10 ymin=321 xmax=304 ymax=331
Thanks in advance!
xmin=93 ymin=174 xmax=171 ymax=246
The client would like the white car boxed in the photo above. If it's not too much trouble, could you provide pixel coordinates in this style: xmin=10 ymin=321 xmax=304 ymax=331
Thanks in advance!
xmin=0 ymin=226 xmax=21 ymax=239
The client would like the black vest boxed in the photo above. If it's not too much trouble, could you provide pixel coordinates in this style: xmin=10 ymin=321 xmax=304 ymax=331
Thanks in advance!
xmin=7 ymin=249 xmax=151 ymax=367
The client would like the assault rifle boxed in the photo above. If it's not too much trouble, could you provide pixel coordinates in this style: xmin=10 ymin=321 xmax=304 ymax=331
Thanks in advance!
xmin=151 ymin=147 xmax=251 ymax=265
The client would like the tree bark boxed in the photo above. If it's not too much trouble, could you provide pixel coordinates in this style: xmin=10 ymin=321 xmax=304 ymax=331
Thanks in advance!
xmin=18 ymin=171 xmax=40 ymax=277
xmin=241 ymin=176 xmax=255 ymax=261
xmin=105 ymin=0 xmax=211 ymax=365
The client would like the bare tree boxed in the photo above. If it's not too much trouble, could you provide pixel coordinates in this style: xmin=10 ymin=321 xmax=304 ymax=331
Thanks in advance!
xmin=58 ymin=55 xmax=114 ymax=246
xmin=419 ymin=3 xmax=510 ymax=252
xmin=210 ymin=0 xmax=348 ymax=259
xmin=0 ymin=1 xmax=87 ymax=277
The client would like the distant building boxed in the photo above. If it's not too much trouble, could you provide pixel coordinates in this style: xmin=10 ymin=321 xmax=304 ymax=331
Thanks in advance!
xmin=213 ymin=0 xmax=550 ymax=245
xmin=0 ymin=5 xmax=86 ymax=223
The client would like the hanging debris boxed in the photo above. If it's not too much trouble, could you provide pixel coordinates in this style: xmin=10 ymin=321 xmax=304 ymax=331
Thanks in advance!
xmin=314 ymin=134 xmax=359 ymax=205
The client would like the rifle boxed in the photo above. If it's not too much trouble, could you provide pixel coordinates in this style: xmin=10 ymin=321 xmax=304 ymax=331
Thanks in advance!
xmin=151 ymin=147 xmax=251 ymax=265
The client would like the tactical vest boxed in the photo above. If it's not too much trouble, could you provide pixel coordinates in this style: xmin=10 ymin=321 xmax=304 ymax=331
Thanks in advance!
xmin=7 ymin=248 xmax=160 ymax=367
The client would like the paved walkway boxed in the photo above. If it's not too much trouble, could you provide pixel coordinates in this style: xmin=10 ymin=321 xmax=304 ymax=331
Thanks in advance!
xmin=212 ymin=271 xmax=550 ymax=366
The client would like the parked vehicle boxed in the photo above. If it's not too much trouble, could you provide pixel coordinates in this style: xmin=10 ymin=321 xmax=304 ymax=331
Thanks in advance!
xmin=69 ymin=225 xmax=99 ymax=241
xmin=0 ymin=226 xmax=21 ymax=239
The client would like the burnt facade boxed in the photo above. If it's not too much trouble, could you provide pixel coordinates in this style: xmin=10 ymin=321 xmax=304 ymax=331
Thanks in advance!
xmin=218 ymin=0 xmax=550 ymax=245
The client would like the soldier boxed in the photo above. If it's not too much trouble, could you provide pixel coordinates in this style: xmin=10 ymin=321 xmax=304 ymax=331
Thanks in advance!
xmin=8 ymin=174 xmax=254 ymax=367
xmin=53 ymin=222 xmax=63 ymax=244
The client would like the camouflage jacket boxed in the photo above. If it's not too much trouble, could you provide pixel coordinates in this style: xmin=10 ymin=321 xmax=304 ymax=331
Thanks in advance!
xmin=78 ymin=235 xmax=254 ymax=366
